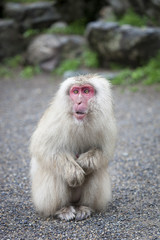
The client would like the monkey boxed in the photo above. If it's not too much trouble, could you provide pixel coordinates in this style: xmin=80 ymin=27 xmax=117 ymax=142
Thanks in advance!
xmin=30 ymin=74 xmax=117 ymax=221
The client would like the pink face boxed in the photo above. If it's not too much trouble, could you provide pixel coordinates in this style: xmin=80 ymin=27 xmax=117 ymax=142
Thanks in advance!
xmin=69 ymin=84 xmax=95 ymax=120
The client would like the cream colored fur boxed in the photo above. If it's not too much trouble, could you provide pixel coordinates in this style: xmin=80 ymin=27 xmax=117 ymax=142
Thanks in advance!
xmin=30 ymin=74 xmax=117 ymax=219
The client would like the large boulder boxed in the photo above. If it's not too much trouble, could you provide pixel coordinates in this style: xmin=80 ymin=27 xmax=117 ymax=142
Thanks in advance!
xmin=0 ymin=20 xmax=24 ymax=60
xmin=4 ymin=2 xmax=61 ymax=31
xmin=26 ymin=34 xmax=85 ymax=71
xmin=86 ymin=21 xmax=160 ymax=67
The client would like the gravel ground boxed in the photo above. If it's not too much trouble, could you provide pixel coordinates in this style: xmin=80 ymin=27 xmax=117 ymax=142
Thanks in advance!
xmin=0 ymin=74 xmax=160 ymax=240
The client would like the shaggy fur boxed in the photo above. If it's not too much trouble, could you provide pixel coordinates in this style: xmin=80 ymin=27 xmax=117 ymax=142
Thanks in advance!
xmin=30 ymin=74 xmax=117 ymax=220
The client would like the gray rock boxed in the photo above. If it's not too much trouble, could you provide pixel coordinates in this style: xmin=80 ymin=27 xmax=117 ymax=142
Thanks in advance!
xmin=99 ymin=6 xmax=117 ymax=22
xmin=63 ymin=69 xmax=90 ymax=79
xmin=51 ymin=21 xmax=68 ymax=29
xmin=4 ymin=2 xmax=61 ymax=31
xmin=152 ymin=0 xmax=160 ymax=7
xmin=107 ymin=0 xmax=131 ymax=16
xmin=86 ymin=21 xmax=160 ymax=66
xmin=26 ymin=34 xmax=85 ymax=71
xmin=100 ymin=71 xmax=119 ymax=80
xmin=0 ymin=19 xmax=24 ymax=60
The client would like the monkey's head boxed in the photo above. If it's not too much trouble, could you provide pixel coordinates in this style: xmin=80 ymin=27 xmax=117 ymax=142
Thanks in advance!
xmin=56 ymin=74 xmax=112 ymax=123
xmin=69 ymin=83 xmax=95 ymax=120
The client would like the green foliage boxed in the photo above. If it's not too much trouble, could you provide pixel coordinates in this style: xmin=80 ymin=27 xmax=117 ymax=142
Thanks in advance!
xmin=4 ymin=55 xmax=23 ymax=68
xmin=82 ymin=49 xmax=99 ymax=68
xmin=109 ymin=62 xmax=124 ymax=70
xmin=0 ymin=55 xmax=42 ymax=79
xmin=0 ymin=55 xmax=23 ymax=79
xmin=112 ymin=52 xmax=160 ymax=85
xmin=23 ymin=19 xmax=86 ymax=39
xmin=0 ymin=48 xmax=98 ymax=79
xmin=47 ymin=19 xmax=86 ymax=35
xmin=54 ymin=59 xmax=81 ymax=75
xmin=0 ymin=66 xmax=12 ymax=78
xmin=118 ymin=9 xmax=148 ymax=27
xmin=54 ymin=48 xmax=99 ymax=75
xmin=129 ymin=86 xmax=139 ymax=92
xmin=20 ymin=65 xmax=41 ymax=79
xmin=23 ymin=29 xmax=40 ymax=38
xmin=106 ymin=8 xmax=150 ymax=27
xmin=112 ymin=69 xmax=131 ymax=85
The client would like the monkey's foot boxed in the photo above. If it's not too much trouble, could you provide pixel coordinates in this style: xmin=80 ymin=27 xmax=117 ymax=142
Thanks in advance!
xmin=55 ymin=206 xmax=76 ymax=221
xmin=75 ymin=206 xmax=93 ymax=221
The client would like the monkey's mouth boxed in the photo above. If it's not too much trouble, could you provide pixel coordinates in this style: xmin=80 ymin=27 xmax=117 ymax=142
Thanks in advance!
xmin=76 ymin=111 xmax=85 ymax=115
xmin=74 ymin=111 xmax=86 ymax=120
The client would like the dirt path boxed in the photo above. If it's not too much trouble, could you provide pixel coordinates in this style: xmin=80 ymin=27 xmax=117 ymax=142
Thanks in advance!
xmin=0 ymin=74 xmax=160 ymax=239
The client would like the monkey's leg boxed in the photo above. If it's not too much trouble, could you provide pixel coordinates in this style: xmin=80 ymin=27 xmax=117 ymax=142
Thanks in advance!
xmin=80 ymin=169 xmax=112 ymax=212
xmin=55 ymin=186 xmax=85 ymax=221
xmin=31 ymin=159 xmax=70 ymax=217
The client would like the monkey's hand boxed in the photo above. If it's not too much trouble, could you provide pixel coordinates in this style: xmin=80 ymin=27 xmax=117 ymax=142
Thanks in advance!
xmin=77 ymin=149 xmax=103 ymax=175
xmin=64 ymin=159 xmax=85 ymax=188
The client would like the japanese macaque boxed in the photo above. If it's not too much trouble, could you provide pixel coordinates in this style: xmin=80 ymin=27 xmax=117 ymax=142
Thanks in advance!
xmin=30 ymin=74 xmax=117 ymax=221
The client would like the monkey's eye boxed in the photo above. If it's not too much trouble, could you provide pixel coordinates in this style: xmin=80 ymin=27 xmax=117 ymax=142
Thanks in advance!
xmin=73 ymin=89 xmax=79 ymax=94
xmin=83 ymin=89 xmax=90 ymax=94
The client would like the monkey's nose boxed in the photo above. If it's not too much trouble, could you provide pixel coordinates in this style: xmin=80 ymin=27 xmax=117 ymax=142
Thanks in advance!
xmin=77 ymin=97 xmax=82 ymax=105
xmin=77 ymin=94 xmax=83 ymax=105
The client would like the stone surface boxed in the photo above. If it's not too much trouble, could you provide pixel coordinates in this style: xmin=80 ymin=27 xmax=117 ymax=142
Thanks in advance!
xmin=51 ymin=21 xmax=68 ymax=29
xmin=0 ymin=74 xmax=159 ymax=239
xmin=99 ymin=6 xmax=117 ymax=22
xmin=4 ymin=2 xmax=61 ymax=31
xmin=86 ymin=21 xmax=160 ymax=66
xmin=108 ymin=0 xmax=131 ymax=16
xmin=0 ymin=19 xmax=24 ymax=60
xmin=26 ymin=34 xmax=85 ymax=71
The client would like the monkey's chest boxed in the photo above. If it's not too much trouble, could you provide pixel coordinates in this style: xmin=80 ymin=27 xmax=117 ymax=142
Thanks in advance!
xmin=66 ymin=125 xmax=99 ymax=156
xmin=68 ymin=136 xmax=96 ymax=157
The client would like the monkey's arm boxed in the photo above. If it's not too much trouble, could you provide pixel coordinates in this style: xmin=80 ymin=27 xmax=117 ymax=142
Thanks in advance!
xmin=76 ymin=149 xmax=107 ymax=175
xmin=52 ymin=152 xmax=85 ymax=187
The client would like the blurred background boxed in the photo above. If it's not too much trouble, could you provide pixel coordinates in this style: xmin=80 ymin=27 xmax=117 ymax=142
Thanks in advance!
xmin=0 ymin=0 xmax=160 ymax=86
